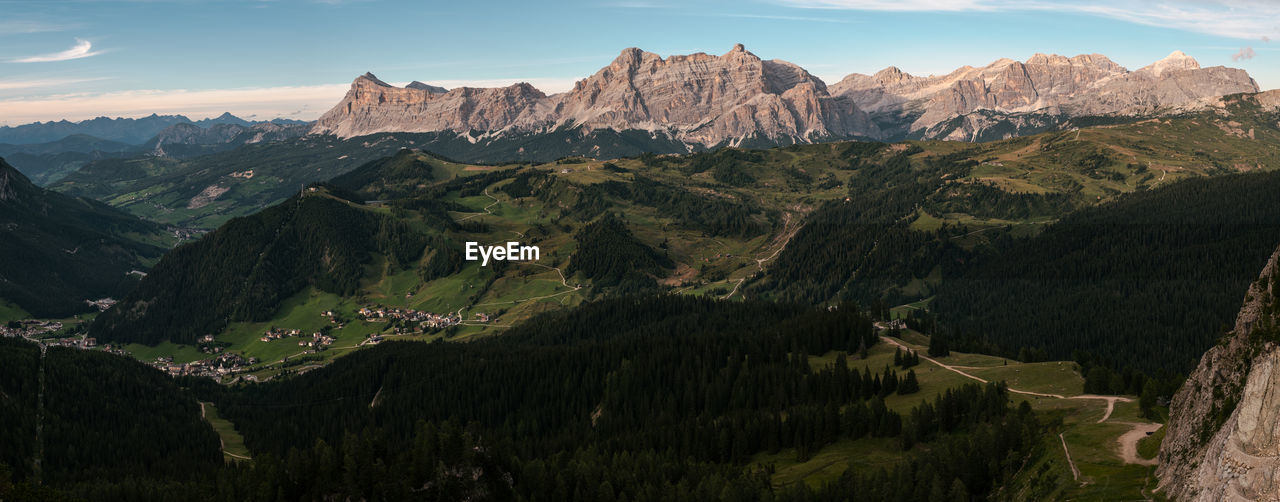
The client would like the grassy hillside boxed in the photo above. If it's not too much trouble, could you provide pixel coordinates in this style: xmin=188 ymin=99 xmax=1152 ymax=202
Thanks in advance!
xmin=87 ymin=102 xmax=1280 ymax=377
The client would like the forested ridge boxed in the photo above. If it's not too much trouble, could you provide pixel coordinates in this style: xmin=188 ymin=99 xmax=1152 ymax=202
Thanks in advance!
xmin=2 ymin=296 xmax=1046 ymax=500
xmin=0 ymin=158 xmax=166 ymax=317
xmin=935 ymin=171 xmax=1280 ymax=373
xmin=567 ymin=215 xmax=673 ymax=291
xmin=0 ymin=337 xmax=222 ymax=500
xmin=92 ymin=192 xmax=428 ymax=345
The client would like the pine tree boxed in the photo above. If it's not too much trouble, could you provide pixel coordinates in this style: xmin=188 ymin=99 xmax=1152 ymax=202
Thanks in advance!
xmin=1140 ymin=380 xmax=1158 ymax=419
xmin=949 ymin=478 xmax=969 ymax=502
xmin=898 ymin=370 xmax=920 ymax=395
xmin=928 ymin=334 xmax=950 ymax=357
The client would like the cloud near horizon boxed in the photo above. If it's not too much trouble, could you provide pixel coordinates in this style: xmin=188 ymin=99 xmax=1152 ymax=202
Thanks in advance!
xmin=12 ymin=39 xmax=103 ymax=63
xmin=776 ymin=0 xmax=1280 ymax=41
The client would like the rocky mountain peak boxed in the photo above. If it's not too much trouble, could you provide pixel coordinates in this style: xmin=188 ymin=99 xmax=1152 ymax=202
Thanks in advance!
xmin=312 ymin=46 xmax=1258 ymax=145
xmin=356 ymin=72 xmax=391 ymax=87
xmin=406 ymin=81 xmax=448 ymax=93
xmin=1025 ymin=53 xmax=1067 ymax=65
xmin=1142 ymin=50 xmax=1201 ymax=77
xmin=873 ymin=66 xmax=914 ymax=85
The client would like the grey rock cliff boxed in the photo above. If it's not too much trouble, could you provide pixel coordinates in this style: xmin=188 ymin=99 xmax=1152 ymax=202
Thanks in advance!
xmin=310 ymin=44 xmax=879 ymax=145
xmin=830 ymin=51 xmax=1259 ymax=140
xmin=311 ymin=47 xmax=1259 ymax=145
xmin=1159 ymin=245 xmax=1280 ymax=501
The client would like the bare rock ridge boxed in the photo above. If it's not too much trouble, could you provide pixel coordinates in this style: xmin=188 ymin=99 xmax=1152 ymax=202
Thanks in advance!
xmin=311 ymin=45 xmax=1260 ymax=145
xmin=405 ymin=81 xmax=448 ymax=93
xmin=312 ymin=44 xmax=877 ymax=145
xmin=1159 ymin=244 xmax=1280 ymax=501
xmin=831 ymin=50 xmax=1258 ymax=140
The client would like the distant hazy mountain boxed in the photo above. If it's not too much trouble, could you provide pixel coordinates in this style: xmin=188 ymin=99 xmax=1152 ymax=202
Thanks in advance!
xmin=0 ymin=157 xmax=167 ymax=317
xmin=190 ymin=111 xmax=253 ymax=128
xmin=142 ymin=121 xmax=310 ymax=158
xmin=0 ymin=113 xmax=311 ymax=146
xmin=312 ymin=45 xmax=1259 ymax=146
xmin=0 ymin=114 xmax=197 ymax=145
xmin=0 ymin=134 xmax=136 ymax=157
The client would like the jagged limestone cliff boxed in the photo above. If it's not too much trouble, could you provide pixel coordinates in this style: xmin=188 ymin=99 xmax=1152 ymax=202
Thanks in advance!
xmin=1159 ymin=245 xmax=1280 ymax=501
xmin=312 ymin=45 xmax=877 ymax=145
xmin=312 ymin=46 xmax=1258 ymax=145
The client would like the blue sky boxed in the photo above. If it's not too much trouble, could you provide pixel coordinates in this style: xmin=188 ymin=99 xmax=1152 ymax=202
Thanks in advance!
xmin=0 ymin=0 xmax=1276 ymax=125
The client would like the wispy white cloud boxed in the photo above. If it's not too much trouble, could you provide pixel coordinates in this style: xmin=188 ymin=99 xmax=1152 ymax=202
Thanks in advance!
xmin=11 ymin=38 xmax=103 ymax=63
xmin=775 ymin=0 xmax=1280 ymax=40
xmin=0 ymin=76 xmax=113 ymax=92
xmin=0 ymin=20 xmax=75 ymax=34
xmin=716 ymin=13 xmax=852 ymax=23
xmin=1232 ymin=47 xmax=1256 ymax=61
xmin=776 ymin=0 xmax=987 ymax=11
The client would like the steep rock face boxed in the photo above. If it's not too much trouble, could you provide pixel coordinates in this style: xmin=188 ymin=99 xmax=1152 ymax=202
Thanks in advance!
xmin=311 ymin=45 xmax=879 ymax=145
xmin=831 ymin=51 xmax=1259 ymax=139
xmin=312 ymin=72 xmax=553 ymax=138
xmin=1159 ymin=245 xmax=1280 ymax=501
xmin=552 ymin=44 xmax=876 ymax=144
xmin=312 ymin=47 xmax=1258 ymax=146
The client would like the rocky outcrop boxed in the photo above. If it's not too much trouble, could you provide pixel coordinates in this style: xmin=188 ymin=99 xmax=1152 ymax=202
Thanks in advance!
xmin=311 ymin=45 xmax=879 ymax=145
xmin=312 ymin=47 xmax=1260 ymax=146
xmin=831 ymin=51 xmax=1259 ymax=140
xmin=1159 ymin=245 xmax=1280 ymax=501
xmin=550 ymin=44 xmax=877 ymax=145
xmin=405 ymin=81 xmax=448 ymax=93
xmin=311 ymin=72 xmax=553 ymax=139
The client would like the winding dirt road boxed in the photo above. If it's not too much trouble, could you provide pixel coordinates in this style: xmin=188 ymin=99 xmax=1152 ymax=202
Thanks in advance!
xmin=1060 ymin=433 xmax=1082 ymax=482
xmin=877 ymin=335 xmax=1156 ymax=468
xmin=1117 ymin=423 xmax=1162 ymax=466
xmin=456 ymin=188 xmax=500 ymax=222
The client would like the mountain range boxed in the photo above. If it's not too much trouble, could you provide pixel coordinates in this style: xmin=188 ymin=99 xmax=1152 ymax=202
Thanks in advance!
xmin=311 ymin=45 xmax=1258 ymax=146
xmin=0 ymin=113 xmax=306 ymax=146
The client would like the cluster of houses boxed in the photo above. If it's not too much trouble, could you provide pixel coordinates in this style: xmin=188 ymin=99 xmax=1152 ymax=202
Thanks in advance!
xmin=357 ymin=306 xmax=462 ymax=329
xmin=258 ymin=328 xmax=336 ymax=348
xmin=154 ymin=352 xmax=258 ymax=379
xmin=44 ymin=337 xmax=96 ymax=349
xmin=298 ymin=332 xmax=336 ymax=348
xmin=85 ymin=298 xmax=118 ymax=312
xmin=0 ymin=320 xmax=64 ymax=339
xmin=320 ymin=311 xmax=346 ymax=328
xmin=260 ymin=328 xmax=304 ymax=342
xmin=196 ymin=334 xmax=226 ymax=354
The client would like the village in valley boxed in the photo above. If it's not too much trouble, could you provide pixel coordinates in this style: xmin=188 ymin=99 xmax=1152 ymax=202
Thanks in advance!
xmin=4 ymin=301 xmax=493 ymax=383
